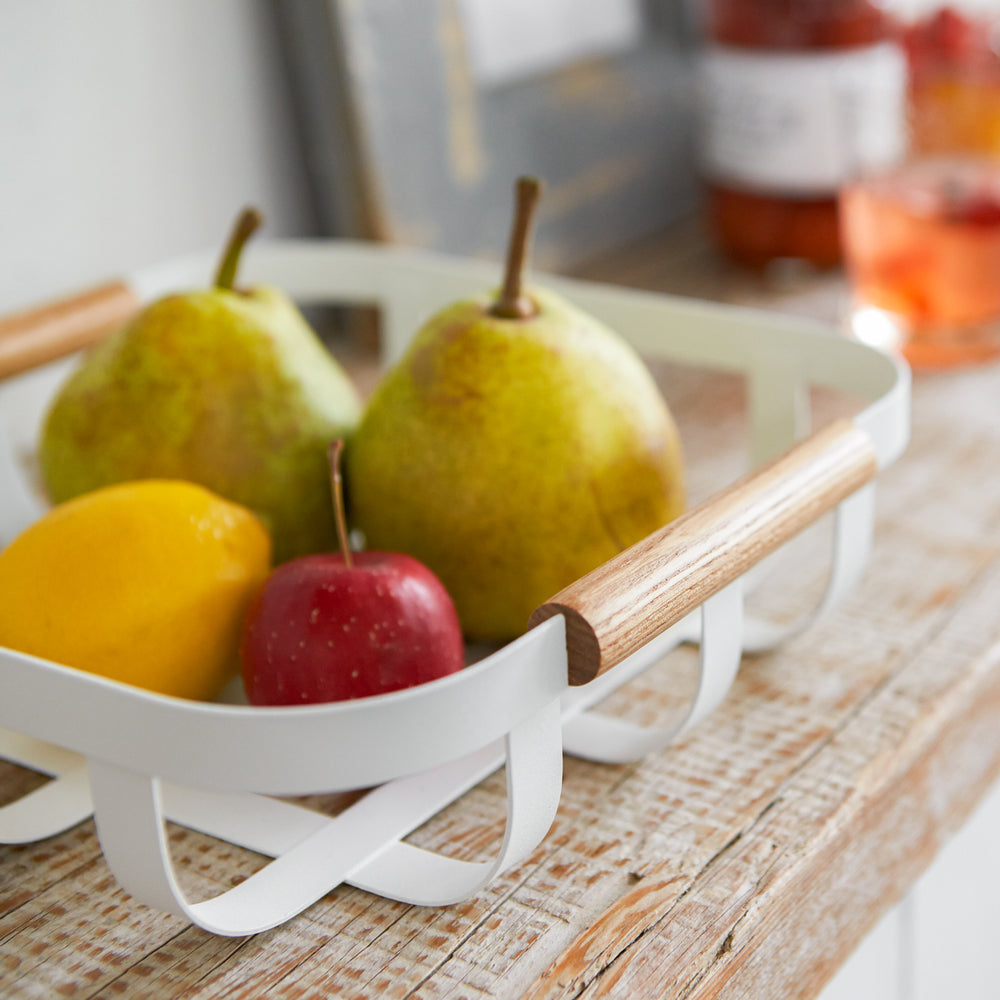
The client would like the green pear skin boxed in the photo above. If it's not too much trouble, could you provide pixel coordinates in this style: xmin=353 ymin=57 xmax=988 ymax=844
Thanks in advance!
xmin=347 ymin=286 xmax=686 ymax=642
xmin=40 ymin=286 xmax=361 ymax=564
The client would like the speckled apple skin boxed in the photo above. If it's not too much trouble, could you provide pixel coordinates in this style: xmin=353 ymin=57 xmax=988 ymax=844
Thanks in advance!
xmin=240 ymin=551 xmax=465 ymax=705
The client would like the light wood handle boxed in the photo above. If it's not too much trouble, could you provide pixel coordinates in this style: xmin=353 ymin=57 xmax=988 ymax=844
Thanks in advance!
xmin=0 ymin=281 xmax=139 ymax=379
xmin=529 ymin=418 xmax=878 ymax=686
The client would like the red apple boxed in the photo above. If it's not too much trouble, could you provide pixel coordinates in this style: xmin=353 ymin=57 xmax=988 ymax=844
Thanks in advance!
xmin=241 ymin=442 xmax=464 ymax=705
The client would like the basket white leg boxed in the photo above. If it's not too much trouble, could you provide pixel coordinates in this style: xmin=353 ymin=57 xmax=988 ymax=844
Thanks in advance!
xmin=347 ymin=694 xmax=564 ymax=905
xmin=0 ymin=764 xmax=91 ymax=843
xmin=560 ymin=581 xmax=744 ymax=763
xmin=748 ymin=354 xmax=809 ymax=469
xmin=0 ymin=731 xmax=93 ymax=842
xmin=86 ymin=696 xmax=564 ymax=935
xmin=742 ymin=483 xmax=875 ymax=651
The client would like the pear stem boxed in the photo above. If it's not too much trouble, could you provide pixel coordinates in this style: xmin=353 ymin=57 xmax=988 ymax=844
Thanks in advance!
xmin=328 ymin=440 xmax=354 ymax=569
xmin=214 ymin=207 xmax=263 ymax=291
xmin=490 ymin=176 xmax=543 ymax=320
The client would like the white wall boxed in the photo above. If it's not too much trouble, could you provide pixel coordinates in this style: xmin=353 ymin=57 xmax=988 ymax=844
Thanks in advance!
xmin=0 ymin=0 xmax=315 ymax=313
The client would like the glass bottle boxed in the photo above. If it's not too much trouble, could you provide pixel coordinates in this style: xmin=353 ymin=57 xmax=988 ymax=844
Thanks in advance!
xmin=900 ymin=2 xmax=1000 ymax=158
xmin=698 ymin=0 xmax=908 ymax=269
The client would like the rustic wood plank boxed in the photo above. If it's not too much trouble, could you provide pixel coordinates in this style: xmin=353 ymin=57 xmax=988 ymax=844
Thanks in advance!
xmin=549 ymin=562 xmax=1000 ymax=1000
xmin=516 ymin=361 xmax=1000 ymax=999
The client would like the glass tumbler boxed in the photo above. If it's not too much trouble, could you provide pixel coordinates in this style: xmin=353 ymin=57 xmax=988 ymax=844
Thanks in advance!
xmin=841 ymin=2 xmax=1000 ymax=368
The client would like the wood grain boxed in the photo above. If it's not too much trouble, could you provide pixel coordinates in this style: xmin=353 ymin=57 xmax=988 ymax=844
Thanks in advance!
xmin=0 ymin=281 xmax=138 ymax=378
xmin=530 ymin=418 xmax=878 ymax=684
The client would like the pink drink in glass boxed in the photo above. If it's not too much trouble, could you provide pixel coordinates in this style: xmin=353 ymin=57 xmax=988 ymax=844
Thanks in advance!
xmin=840 ymin=156 xmax=1000 ymax=368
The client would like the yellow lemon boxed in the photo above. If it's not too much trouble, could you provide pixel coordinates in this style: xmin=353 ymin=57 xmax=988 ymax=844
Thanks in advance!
xmin=0 ymin=479 xmax=271 ymax=700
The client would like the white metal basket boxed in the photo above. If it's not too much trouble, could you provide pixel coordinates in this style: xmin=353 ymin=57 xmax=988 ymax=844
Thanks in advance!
xmin=0 ymin=240 xmax=910 ymax=935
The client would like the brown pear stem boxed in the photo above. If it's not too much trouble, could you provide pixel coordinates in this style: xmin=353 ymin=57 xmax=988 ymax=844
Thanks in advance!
xmin=328 ymin=440 xmax=354 ymax=568
xmin=490 ymin=176 xmax=543 ymax=319
xmin=214 ymin=207 xmax=263 ymax=291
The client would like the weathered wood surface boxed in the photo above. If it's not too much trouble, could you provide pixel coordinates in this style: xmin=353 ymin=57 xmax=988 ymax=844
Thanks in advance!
xmin=4 ymin=228 xmax=1000 ymax=998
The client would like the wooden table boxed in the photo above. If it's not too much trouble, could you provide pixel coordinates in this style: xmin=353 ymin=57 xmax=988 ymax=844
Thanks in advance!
xmin=3 ymin=225 xmax=1000 ymax=998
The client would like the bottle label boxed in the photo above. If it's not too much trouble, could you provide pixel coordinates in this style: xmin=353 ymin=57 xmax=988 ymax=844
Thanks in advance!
xmin=699 ymin=42 xmax=908 ymax=196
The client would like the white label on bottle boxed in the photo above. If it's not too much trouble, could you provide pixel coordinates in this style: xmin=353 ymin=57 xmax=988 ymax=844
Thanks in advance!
xmin=699 ymin=42 xmax=908 ymax=196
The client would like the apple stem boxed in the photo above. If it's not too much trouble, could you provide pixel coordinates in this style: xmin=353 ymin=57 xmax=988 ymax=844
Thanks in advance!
xmin=490 ymin=176 xmax=543 ymax=320
xmin=328 ymin=440 xmax=354 ymax=569
xmin=214 ymin=207 xmax=263 ymax=291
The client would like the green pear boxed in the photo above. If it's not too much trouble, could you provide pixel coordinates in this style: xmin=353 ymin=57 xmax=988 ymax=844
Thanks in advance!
xmin=347 ymin=178 xmax=685 ymax=642
xmin=39 ymin=208 xmax=361 ymax=564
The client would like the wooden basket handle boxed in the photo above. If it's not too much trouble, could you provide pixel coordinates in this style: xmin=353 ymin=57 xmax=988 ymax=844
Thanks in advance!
xmin=0 ymin=281 xmax=139 ymax=379
xmin=529 ymin=418 xmax=878 ymax=685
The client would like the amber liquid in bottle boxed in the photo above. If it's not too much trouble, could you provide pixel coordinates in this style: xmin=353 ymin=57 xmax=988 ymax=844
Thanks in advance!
xmin=701 ymin=0 xmax=906 ymax=269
